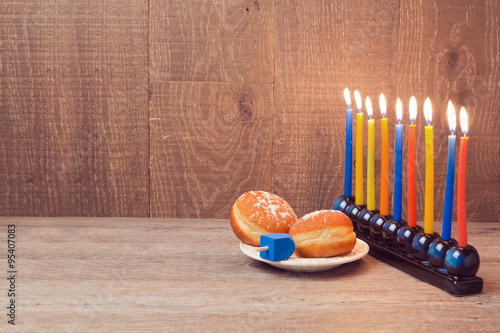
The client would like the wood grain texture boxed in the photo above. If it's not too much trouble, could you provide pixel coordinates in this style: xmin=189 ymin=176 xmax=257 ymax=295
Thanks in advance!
xmin=150 ymin=0 xmax=275 ymax=82
xmin=0 ymin=1 xmax=149 ymax=216
xmin=149 ymin=0 xmax=276 ymax=218
xmin=150 ymin=82 xmax=273 ymax=218
xmin=397 ymin=0 xmax=500 ymax=224
xmin=1 ymin=217 xmax=499 ymax=331
xmin=1 ymin=0 xmax=500 ymax=221
xmin=272 ymin=0 xmax=401 ymax=217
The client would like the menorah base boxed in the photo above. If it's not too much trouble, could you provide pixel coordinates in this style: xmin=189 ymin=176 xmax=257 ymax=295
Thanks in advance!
xmin=356 ymin=231 xmax=483 ymax=295
xmin=335 ymin=195 xmax=483 ymax=295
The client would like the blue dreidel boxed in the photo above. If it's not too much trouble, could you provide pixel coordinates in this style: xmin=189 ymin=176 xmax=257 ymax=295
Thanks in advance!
xmin=256 ymin=234 xmax=295 ymax=261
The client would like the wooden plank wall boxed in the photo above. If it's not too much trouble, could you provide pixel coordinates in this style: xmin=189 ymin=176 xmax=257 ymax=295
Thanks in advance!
xmin=0 ymin=1 xmax=149 ymax=216
xmin=1 ymin=0 xmax=499 ymax=222
xmin=149 ymin=0 xmax=275 ymax=218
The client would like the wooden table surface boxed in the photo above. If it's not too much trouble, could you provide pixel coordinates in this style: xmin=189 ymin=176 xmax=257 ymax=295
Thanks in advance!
xmin=1 ymin=217 xmax=499 ymax=332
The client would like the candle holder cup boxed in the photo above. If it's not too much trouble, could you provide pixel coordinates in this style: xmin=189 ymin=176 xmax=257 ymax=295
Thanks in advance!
xmin=369 ymin=214 xmax=392 ymax=243
xmin=356 ymin=209 xmax=379 ymax=235
xmin=412 ymin=232 xmax=439 ymax=266
xmin=333 ymin=195 xmax=355 ymax=213
xmin=444 ymin=245 xmax=480 ymax=277
xmin=335 ymin=195 xmax=483 ymax=295
xmin=344 ymin=203 xmax=365 ymax=230
xmin=382 ymin=219 xmax=406 ymax=248
xmin=428 ymin=237 xmax=458 ymax=273
xmin=396 ymin=225 xmax=424 ymax=258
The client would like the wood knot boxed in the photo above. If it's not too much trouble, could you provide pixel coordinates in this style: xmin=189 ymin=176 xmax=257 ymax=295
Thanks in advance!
xmin=238 ymin=96 xmax=253 ymax=118
xmin=438 ymin=50 xmax=466 ymax=79
xmin=448 ymin=52 xmax=459 ymax=69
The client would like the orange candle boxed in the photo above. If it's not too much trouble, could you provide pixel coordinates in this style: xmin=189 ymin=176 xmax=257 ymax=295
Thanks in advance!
xmin=407 ymin=97 xmax=417 ymax=227
xmin=457 ymin=107 xmax=469 ymax=247
xmin=379 ymin=94 xmax=389 ymax=216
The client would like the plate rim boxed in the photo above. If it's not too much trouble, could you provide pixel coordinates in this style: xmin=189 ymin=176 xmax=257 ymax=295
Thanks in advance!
xmin=240 ymin=238 xmax=369 ymax=271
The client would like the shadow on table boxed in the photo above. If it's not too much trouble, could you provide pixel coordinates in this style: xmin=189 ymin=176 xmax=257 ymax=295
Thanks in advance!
xmin=246 ymin=259 xmax=364 ymax=280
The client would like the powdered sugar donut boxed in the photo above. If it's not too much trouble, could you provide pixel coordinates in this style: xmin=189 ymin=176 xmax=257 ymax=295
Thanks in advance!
xmin=289 ymin=210 xmax=356 ymax=258
xmin=230 ymin=191 xmax=297 ymax=246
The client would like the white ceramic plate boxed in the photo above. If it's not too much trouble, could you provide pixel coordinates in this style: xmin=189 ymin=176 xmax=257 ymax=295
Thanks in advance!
xmin=240 ymin=238 xmax=369 ymax=272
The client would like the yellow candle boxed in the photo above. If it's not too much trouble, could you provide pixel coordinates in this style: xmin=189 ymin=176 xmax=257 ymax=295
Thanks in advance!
xmin=354 ymin=91 xmax=363 ymax=205
xmin=424 ymin=98 xmax=434 ymax=234
xmin=366 ymin=97 xmax=375 ymax=210
xmin=379 ymin=94 xmax=388 ymax=215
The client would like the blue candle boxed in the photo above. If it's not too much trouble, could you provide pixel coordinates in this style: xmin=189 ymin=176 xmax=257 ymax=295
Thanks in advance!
xmin=442 ymin=101 xmax=457 ymax=240
xmin=344 ymin=88 xmax=353 ymax=198
xmin=394 ymin=98 xmax=403 ymax=222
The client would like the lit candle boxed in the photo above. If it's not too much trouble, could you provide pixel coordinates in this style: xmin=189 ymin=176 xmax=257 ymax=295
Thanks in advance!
xmin=379 ymin=94 xmax=389 ymax=216
xmin=393 ymin=98 xmax=403 ymax=222
xmin=343 ymin=88 xmax=353 ymax=198
xmin=408 ymin=97 xmax=417 ymax=228
xmin=424 ymin=98 xmax=434 ymax=234
xmin=354 ymin=90 xmax=364 ymax=206
xmin=442 ymin=101 xmax=457 ymax=241
xmin=366 ymin=97 xmax=375 ymax=211
xmin=457 ymin=107 xmax=469 ymax=247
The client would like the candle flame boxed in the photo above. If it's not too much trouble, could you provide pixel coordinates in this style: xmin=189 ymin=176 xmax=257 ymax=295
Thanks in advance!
xmin=379 ymin=93 xmax=387 ymax=118
xmin=447 ymin=101 xmax=457 ymax=134
xmin=409 ymin=96 xmax=417 ymax=124
xmin=366 ymin=97 xmax=373 ymax=119
xmin=460 ymin=107 xmax=468 ymax=136
xmin=424 ymin=97 xmax=432 ymax=126
xmin=344 ymin=88 xmax=352 ymax=107
xmin=354 ymin=90 xmax=363 ymax=113
xmin=396 ymin=98 xmax=403 ymax=124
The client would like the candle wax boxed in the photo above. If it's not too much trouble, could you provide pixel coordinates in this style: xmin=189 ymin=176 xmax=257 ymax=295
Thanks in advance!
xmin=355 ymin=113 xmax=364 ymax=205
xmin=424 ymin=125 xmax=434 ymax=234
xmin=393 ymin=124 xmax=403 ymax=222
xmin=344 ymin=108 xmax=353 ymax=198
xmin=367 ymin=118 xmax=375 ymax=210
xmin=408 ymin=124 xmax=417 ymax=227
xmin=380 ymin=118 xmax=389 ymax=216
xmin=457 ymin=136 xmax=469 ymax=247
xmin=442 ymin=134 xmax=456 ymax=241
